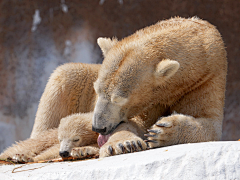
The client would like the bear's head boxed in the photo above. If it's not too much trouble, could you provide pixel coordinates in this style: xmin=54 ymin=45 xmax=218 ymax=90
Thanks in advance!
xmin=58 ymin=113 xmax=97 ymax=158
xmin=92 ymin=37 xmax=180 ymax=135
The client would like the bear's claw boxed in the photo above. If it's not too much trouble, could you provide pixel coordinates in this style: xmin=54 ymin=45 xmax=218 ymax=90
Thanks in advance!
xmin=144 ymin=129 xmax=161 ymax=139
xmin=125 ymin=141 xmax=132 ymax=152
xmin=144 ymin=139 xmax=158 ymax=143
xmin=118 ymin=143 xmax=125 ymax=153
xmin=144 ymin=134 xmax=155 ymax=137
xmin=108 ymin=146 xmax=114 ymax=155
xmin=155 ymin=122 xmax=172 ymax=128
xmin=147 ymin=129 xmax=161 ymax=134
xmin=137 ymin=140 xmax=143 ymax=150
xmin=131 ymin=141 xmax=138 ymax=152
xmin=101 ymin=139 xmax=147 ymax=157
xmin=71 ymin=146 xmax=99 ymax=159
xmin=12 ymin=153 xmax=33 ymax=163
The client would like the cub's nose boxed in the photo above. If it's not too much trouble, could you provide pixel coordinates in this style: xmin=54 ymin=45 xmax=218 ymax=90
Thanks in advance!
xmin=59 ymin=151 xmax=69 ymax=158
xmin=92 ymin=126 xmax=107 ymax=134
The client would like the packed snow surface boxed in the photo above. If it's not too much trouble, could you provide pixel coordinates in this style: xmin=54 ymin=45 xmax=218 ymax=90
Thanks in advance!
xmin=0 ymin=141 xmax=239 ymax=180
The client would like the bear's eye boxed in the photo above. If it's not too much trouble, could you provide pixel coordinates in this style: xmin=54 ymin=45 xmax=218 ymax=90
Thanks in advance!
xmin=111 ymin=94 xmax=128 ymax=106
xmin=73 ymin=139 xmax=79 ymax=142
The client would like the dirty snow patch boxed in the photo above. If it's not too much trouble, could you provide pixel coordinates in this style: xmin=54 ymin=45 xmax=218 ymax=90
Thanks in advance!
xmin=31 ymin=10 xmax=41 ymax=32
xmin=99 ymin=0 xmax=105 ymax=5
xmin=99 ymin=0 xmax=123 ymax=5
xmin=61 ymin=0 xmax=68 ymax=13
xmin=118 ymin=0 xmax=123 ymax=5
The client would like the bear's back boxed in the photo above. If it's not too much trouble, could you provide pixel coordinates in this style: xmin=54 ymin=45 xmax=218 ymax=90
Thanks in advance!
xmin=116 ymin=17 xmax=227 ymax=78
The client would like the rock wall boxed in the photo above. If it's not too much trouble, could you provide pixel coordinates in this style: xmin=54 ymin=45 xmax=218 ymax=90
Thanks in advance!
xmin=0 ymin=0 xmax=239 ymax=152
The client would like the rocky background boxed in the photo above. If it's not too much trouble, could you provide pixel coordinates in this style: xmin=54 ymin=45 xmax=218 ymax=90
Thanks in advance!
xmin=0 ymin=0 xmax=239 ymax=152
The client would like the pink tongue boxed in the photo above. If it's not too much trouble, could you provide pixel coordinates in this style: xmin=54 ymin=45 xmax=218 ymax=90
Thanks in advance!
xmin=97 ymin=134 xmax=111 ymax=147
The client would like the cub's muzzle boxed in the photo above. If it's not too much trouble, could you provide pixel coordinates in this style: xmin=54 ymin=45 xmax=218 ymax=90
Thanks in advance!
xmin=59 ymin=151 xmax=70 ymax=158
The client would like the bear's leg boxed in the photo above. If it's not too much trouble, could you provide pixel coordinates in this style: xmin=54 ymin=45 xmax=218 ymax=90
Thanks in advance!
xmin=30 ymin=63 xmax=100 ymax=138
xmin=0 ymin=129 xmax=58 ymax=162
xmin=35 ymin=144 xmax=99 ymax=161
xmin=11 ymin=154 xmax=34 ymax=162
xmin=99 ymin=120 xmax=148 ymax=158
xmin=146 ymin=77 xmax=225 ymax=148
xmin=71 ymin=144 xmax=99 ymax=159
xmin=33 ymin=144 xmax=60 ymax=162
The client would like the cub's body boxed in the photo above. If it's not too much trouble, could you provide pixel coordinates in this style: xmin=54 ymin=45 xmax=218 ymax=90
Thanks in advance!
xmin=0 ymin=113 xmax=99 ymax=162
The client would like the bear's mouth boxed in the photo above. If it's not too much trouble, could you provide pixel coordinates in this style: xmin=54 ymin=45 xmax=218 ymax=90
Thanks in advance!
xmin=97 ymin=134 xmax=111 ymax=147
xmin=97 ymin=121 xmax=124 ymax=147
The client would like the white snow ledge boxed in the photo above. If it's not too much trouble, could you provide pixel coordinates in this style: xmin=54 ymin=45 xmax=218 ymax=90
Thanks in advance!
xmin=0 ymin=141 xmax=239 ymax=180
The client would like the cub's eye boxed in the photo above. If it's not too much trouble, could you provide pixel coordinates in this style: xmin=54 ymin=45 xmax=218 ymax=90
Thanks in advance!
xmin=73 ymin=139 xmax=79 ymax=142
xmin=59 ymin=139 xmax=62 ymax=142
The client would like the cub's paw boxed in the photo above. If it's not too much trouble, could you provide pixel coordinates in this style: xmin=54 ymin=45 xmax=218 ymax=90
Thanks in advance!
xmin=70 ymin=146 xmax=99 ymax=159
xmin=145 ymin=116 xmax=180 ymax=148
xmin=99 ymin=137 xmax=147 ymax=158
xmin=12 ymin=154 xmax=34 ymax=163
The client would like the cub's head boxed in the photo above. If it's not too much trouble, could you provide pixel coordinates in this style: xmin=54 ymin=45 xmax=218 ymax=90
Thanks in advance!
xmin=92 ymin=37 xmax=180 ymax=135
xmin=58 ymin=113 xmax=98 ymax=158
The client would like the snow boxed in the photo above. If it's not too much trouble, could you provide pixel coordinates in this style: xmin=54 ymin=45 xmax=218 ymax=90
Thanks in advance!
xmin=61 ymin=0 xmax=68 ymax=13
xmin=31 ymin=10 xmax=41 ymax=32
xmin=0 ymin=141 xmax=239 ymax=180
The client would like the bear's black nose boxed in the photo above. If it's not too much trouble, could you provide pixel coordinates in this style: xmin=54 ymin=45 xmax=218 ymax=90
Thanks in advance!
xmin=59 ymin=151 xmax=69 ymax=158
xmin=92 ymin=126 xmax=107 ymax=134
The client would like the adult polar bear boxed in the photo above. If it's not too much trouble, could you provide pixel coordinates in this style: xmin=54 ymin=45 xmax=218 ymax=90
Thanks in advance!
xmin=31 ymin=17 xmax=227 ymax=158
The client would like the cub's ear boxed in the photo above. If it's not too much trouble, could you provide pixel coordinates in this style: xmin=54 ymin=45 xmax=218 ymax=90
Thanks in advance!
xmin=155 ymin=59 xmax=180 ymax=79
xmin=97 ymin=37 xmax=118 ymax=57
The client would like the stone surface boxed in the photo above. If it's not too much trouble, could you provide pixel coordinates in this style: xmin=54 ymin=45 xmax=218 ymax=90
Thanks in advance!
xmin=0 ymin=0 xmax=239 ymax=152
xmin=0 ymin=141 xmax=239 ymax=180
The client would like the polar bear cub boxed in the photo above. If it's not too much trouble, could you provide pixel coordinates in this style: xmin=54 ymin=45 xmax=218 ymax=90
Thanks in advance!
xmin=0 ymin=112 xmax=99 ymax=162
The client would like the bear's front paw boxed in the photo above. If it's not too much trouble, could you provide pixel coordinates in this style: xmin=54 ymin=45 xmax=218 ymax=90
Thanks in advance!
xmin=70 ymin=146 xmax=99 ymax=159
xmin=145 ymin=116 xmax=179 ymax=148
xmin=99 ymin=137 xmax=147 ymax=158
xmin=12 ymin=154 xmax=34 ymax=163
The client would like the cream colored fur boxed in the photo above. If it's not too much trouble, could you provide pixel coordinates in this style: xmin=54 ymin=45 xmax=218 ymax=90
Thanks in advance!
xmin=93 ymin=17 xmax=227 ymax=152
xmin=99 ymin=116 xmax=147 ymax=158
xmin=0 ymin=113 xmax=99 ymax=162
xmin=30 ymin=63 xmax=100 ymax=139
xmin=9 ymin=17 xmax=227 ymax=159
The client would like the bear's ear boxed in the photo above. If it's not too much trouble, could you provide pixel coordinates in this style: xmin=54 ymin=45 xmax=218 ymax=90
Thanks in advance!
xmin=97 ymin=37 xmax=118 ymax=57
xmin=155 ymin=59 xmax=180 ymax=79
xmin=111 ymin=94 xmax=128 ymax=106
